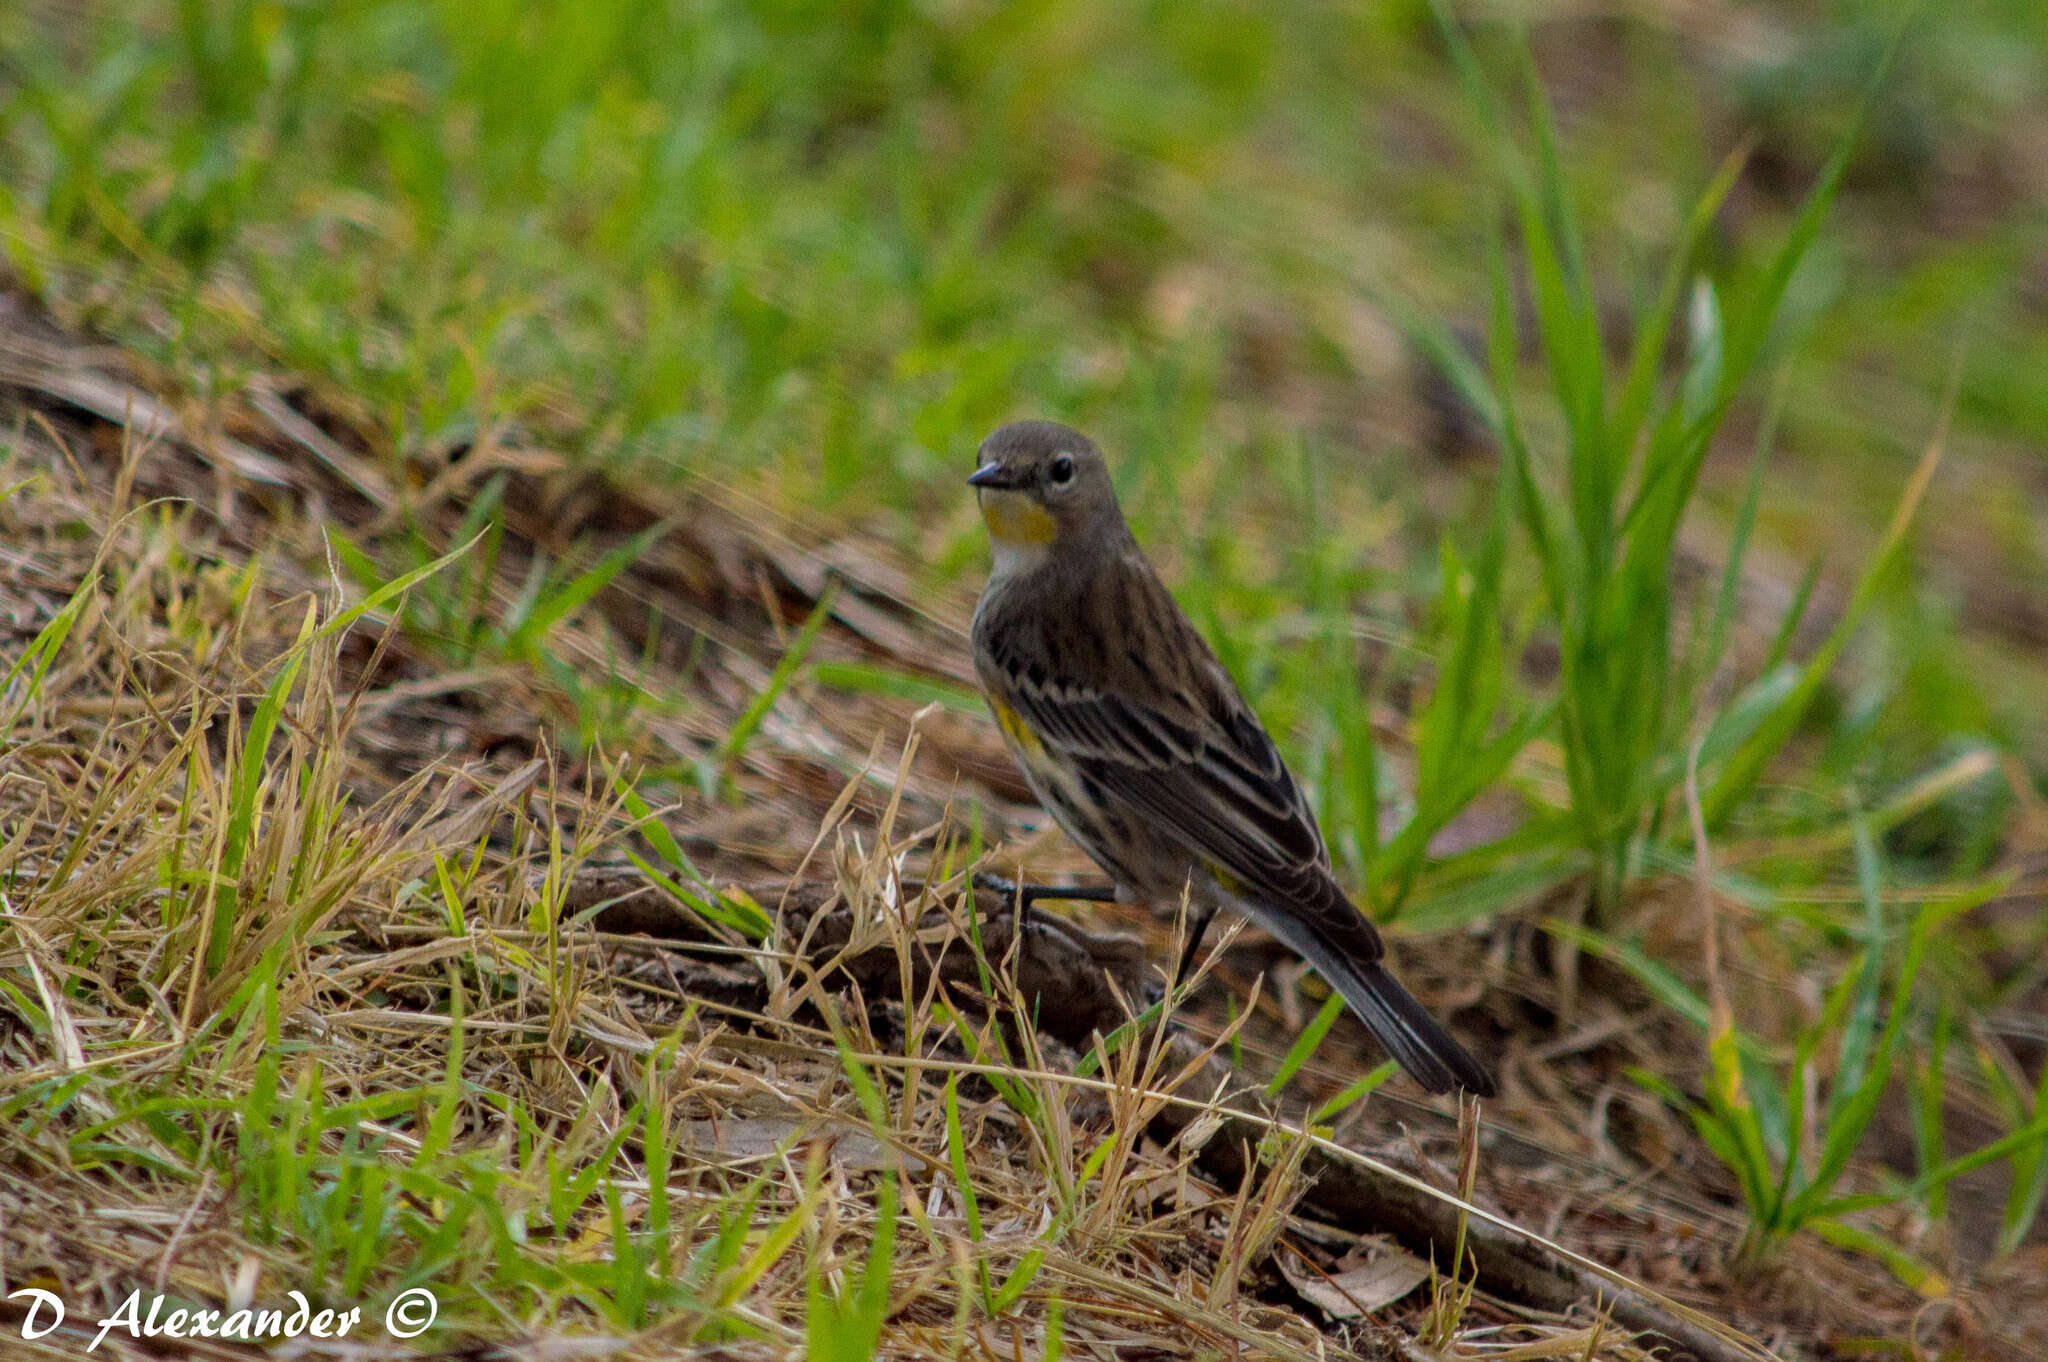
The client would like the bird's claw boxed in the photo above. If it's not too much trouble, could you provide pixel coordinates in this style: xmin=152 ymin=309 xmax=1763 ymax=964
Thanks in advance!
xmin=970 ymin=872 xmax=1119 ymax=910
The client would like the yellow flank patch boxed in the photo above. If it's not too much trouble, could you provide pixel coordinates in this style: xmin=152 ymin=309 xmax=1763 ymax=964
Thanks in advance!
xmin=1202 ymin=858 xmax=1246 ymax=898
xmin=991 ymin=696 xmax=1045 ymax=754
xmin=979 ymin=489 xmax=1058 ymax=546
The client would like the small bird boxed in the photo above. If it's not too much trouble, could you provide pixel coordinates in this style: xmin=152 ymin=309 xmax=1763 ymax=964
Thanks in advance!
xmin=967 ymin=420 xmax=1494 ymax=1097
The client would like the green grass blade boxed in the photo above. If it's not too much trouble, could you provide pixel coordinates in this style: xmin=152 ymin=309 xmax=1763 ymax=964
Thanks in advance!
xmin=1610 ymin=142 xmax=1752 ymax=462
xmin=1719 ymin=18 xmax=1914 ymax=389
xmin=312 ymin=531 xmax=483 ymax=649
xmin=942 ymin=1076 xmax=984 ymax=1245
xmin=1809 ymin=1218 xmax=1943 ymax=1296
xmin=812 ymin=661 xmax=984 ymax=714
xmin=1828 ymin=799 xmax=1890 ymax=1113
xmin=1266 ymin=991 xmax=1345 ymax=1099
xmin=1704 ymin=1016 xmax=1777 ymax=1224
xmin=211 ymin=597 xmax=317 ymax=973
xmin=1999 ymin=1061 xmax=2048 ymax=1255
xmin=0 ymin=570 xmax=96 ymax=731
xmin=1705 ymin=432 xmax=1942 ymax=826
xmin=1914 ymin=1002 xmax=1951 ymax=1222
xmin=1311 ymin=1060 xmax=1397 ymax=1126
xmin=1699 ymin=369 xmax=1787 ymax=678
xmin=715 ymin=578 xmax=839 ymax=795
xmin=1761 ymin=555 xmax=1824 ymax=675
xmin=989 ymin=1247 xmax=1045 ymax=1313
xmin=505 ymin=519 xmax=669 ymax=659
xmin=1783 ymin=895 xmax=1956 ymax=1228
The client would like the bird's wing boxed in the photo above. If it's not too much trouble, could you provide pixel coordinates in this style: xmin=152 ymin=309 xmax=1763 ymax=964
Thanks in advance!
xmin=982 ymin=556 xmax=1351 ymax=916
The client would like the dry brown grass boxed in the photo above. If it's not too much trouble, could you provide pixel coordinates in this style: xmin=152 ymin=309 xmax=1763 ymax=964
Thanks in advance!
xmin=1 ymin=293 xmax=2040 ymax=1362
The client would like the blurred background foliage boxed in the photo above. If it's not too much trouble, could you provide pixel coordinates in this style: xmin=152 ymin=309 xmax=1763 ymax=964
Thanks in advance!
xmin=4 ymin=0 xmax=2048 ymax=1289
xmin=7 ymin=0 xmax=2044 ymax=851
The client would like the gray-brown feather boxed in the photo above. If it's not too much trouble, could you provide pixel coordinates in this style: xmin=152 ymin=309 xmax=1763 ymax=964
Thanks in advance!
xmin=967 ymin=418 xmax=1492 ymax=1095
xmin=972 ymin=539 xmax=1367 ymax=953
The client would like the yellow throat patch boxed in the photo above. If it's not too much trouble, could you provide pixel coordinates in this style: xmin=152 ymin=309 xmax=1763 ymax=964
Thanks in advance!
xmin=978 ymin=489 xmax=1058 ymax=547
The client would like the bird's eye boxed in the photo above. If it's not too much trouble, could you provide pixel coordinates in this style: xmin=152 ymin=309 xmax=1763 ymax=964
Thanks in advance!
xmin=1048 ymin=454 xmax=1075 ymax=486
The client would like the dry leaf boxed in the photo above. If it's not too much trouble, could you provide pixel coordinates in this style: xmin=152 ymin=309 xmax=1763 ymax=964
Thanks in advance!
xmin=1177 ymin=1111 xmax=1226 ymax=1151
xmin=1277 ymin=1240 xmax=1431 ymax=1320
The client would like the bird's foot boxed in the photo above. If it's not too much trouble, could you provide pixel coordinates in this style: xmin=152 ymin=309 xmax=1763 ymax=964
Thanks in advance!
xmin=1168 ymin=905 xmax=1218 ymax=1000
xmin=970 ymin=873 xmax=1119 ymax=942
xmin=970 ymin=873 xmax=1120 ymax=911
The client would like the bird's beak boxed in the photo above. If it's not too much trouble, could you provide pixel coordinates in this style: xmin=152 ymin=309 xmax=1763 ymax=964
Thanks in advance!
xmin=967 ymin=462 xmax=1022 ymax=490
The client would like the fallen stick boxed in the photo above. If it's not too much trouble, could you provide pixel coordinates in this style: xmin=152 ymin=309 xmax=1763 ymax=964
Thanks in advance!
xmin=560 ymin=867 xmax=1150 ymax=1050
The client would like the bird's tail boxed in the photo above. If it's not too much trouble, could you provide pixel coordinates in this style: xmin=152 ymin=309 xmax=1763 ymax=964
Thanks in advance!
xmin=1243 ymin=903 xmax=1495 ymax=1098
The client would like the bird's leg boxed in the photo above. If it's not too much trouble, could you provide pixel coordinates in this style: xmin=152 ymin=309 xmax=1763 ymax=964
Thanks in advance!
xmin=971 ymin=873 xmax=1120 ymax=909
xmin=970 ymin=873 xmax=1120 ymax=938
xmin=1169 ymin=904 xmax=1219 ymax=1000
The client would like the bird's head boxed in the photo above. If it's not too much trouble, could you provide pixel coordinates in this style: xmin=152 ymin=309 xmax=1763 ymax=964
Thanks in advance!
xmin=968 ymin=421 xmax=1121 ymax=566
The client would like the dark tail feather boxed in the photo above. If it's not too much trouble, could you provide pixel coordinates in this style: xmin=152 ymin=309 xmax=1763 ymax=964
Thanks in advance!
xmin=1336 ymin=958 xmax=1496 ymax=1098
xmin=1252 ymin=906 xmax=1495 ymax=1096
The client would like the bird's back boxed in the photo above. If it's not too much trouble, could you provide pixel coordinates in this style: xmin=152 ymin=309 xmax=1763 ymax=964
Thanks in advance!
xmin=973 ymin=540 xmax=1348 ymax=909
xmin=965 ymin=424 xmax=1495 ymax=1096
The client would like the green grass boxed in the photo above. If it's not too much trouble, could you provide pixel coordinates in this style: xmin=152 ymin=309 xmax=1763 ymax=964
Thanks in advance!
xmin=6 ymin=0 xmax=2048 ymax=1339
xmin=1400 ymin=7 xmax=1955 ymax=929
xmin=7 ymin=0 xmax=2046 ymax=806
xmin=1596 ymin=804 xmax=2038 ymax=1281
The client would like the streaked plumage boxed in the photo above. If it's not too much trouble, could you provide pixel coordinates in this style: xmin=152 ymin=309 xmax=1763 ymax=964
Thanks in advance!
xmin=968 ymin=420 xmax=1494 ymax=1098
